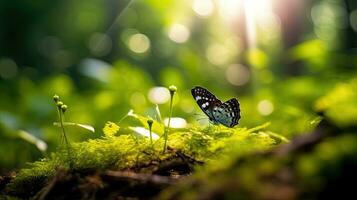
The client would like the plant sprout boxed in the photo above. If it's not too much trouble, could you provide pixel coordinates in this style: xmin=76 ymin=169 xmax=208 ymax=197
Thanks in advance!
xmin=53 ymin=94 xmax=72 ymax=167
xmin=147 ymin=118 xmax=154 ymax=146
xmin=163 ymin=85 xmax=177 ymax=153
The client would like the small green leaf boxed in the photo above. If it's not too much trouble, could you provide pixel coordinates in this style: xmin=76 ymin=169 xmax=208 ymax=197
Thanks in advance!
xmin=53 ymin=122 xmax=95 ymax=133
xmin=76 ymin=123 xmax=95 ymax=133
xmin=127 ymin=110 xmax=165 ymax=136
xmin=155 ymin=104 xmax=162 ymax=123
xmin=129 ymin=126 xmax=160 ymax=140
xmin=18 ymin=130 xmax=48 ymax=152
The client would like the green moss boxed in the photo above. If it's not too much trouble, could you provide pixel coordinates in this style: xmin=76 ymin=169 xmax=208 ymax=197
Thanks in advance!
xmin=4 ymin=112 xmax=284 ymax=198
xmin=159 ymin=127 xmax=357 ymax=200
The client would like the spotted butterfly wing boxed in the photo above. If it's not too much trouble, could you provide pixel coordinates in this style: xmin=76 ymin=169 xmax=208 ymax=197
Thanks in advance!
xmin=191 ymin=86 xmax=241 ymax=127
xmin=212 ymin=98 xmax=241 ymax=127
xmin=191 ymin=86 xmax=222 ymax=122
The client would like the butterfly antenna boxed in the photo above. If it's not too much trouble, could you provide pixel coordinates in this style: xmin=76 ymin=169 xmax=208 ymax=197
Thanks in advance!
xmin=196 ymin=117 xmax=208 ymax=121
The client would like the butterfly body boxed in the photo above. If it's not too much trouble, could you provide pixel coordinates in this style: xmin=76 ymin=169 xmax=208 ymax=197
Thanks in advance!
xmin=191 ymin=86 xmax=241 ymax=127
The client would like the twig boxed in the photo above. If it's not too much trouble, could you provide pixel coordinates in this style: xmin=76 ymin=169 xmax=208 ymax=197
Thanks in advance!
xmin=36 ymin=168 xmax=66 ymax=200
xmin=103 ymin=171 xmax=179 ymax=186
xmin=273 ymin=119 xmax=333 ymax=157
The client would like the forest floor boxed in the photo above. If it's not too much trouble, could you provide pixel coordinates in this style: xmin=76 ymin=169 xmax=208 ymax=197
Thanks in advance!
xmin=1 ymin=117 xmax=356 ymax=199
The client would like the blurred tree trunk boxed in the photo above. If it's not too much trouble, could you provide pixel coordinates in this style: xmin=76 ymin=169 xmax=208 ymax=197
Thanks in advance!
xmin=343 ymin=0 xmax=357 ymax=51
xmin=273 ymin=0 xmax=306 ymax=76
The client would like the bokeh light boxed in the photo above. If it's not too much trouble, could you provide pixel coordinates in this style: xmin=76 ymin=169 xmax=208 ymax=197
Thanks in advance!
xmin=257 ymin=99 xmax=274 ymax=116
xmin=128 ymin=33 xmax=151 ymax=53
xmin=206 ymin=43 xmax=230 ymax=66
xmin=311 ymin=1 xmax=348 ymax=45
xmin=218 ymin=0 xmax=242 ymax=21
xmin=79 ymin=58 xmax=111 ymax=82
xmin=164 ymin=117 xmax=187 ymax=128
xmin=349 ymin=10 xmax=357 ymax=33
xmin=148 ymin=87 xmax=170 ymax=104
xmin=168 ymin=24 xmax=191 ymax=43
xmin=225 ymin=64 xmax=250 ymax=86
xmin=192 ymin=0 xmax=214 ymax=17
xmin=311 ymin=2 xmax=348 ymax=29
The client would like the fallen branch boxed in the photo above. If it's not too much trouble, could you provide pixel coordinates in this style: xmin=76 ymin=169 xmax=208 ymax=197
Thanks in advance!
xmin=103 ymin=170 xmax=180 ymax=186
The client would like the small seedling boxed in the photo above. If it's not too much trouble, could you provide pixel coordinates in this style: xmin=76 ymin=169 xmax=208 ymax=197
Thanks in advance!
xmin=163 ymin=85 xmax=177 ymax=153
xmin=147 ymin=118 xmax=154 ymax=146
xmin=53 ymin=94 xmax=72 ymax=167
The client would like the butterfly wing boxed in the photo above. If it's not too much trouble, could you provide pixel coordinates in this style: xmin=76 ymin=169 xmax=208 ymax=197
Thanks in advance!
xmin=212 ymin=98 xmax=241 ymax=127
xmin=191 ymin=86 xmax=222 ymax=121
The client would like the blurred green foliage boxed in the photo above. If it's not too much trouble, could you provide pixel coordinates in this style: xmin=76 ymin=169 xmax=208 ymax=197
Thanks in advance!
xmin=0 ymin=0 xmax=357 ymax=175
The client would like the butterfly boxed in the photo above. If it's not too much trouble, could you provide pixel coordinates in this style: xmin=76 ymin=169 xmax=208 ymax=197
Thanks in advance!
xmin=191 ymin=86 xmax=241 ymax=128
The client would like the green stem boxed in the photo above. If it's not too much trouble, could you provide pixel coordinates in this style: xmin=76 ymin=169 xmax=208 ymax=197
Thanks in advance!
xmin=57 ymin=108 xmax=64 ymax=144
xmin=58 ymin=109 xmax=72 ymax=167
xmin=163 ymin=95 xmax=174 ymax=153
xmin=149 ymin=127 xmax=153 ymax=147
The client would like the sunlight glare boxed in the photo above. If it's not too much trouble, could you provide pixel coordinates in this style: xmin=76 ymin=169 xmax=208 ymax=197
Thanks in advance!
xmin=218 ymin=0 xmax=243 ymax=20
xmin=243 ymin=0 xmax=257 ymax=48
xmin=218 ymin=0 xmax=275 ymax=49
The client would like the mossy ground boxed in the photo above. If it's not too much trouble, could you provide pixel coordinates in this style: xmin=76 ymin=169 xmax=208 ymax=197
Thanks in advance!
xmin=1 ymin=114 xmax=284 ymax=199
xmin=159 ymin=120 xmax=357 ymax=200
xmin=158 ymin=80 xmax=357 ymax=200
xmin=2 ymin=80 xmax=356 ymax=199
